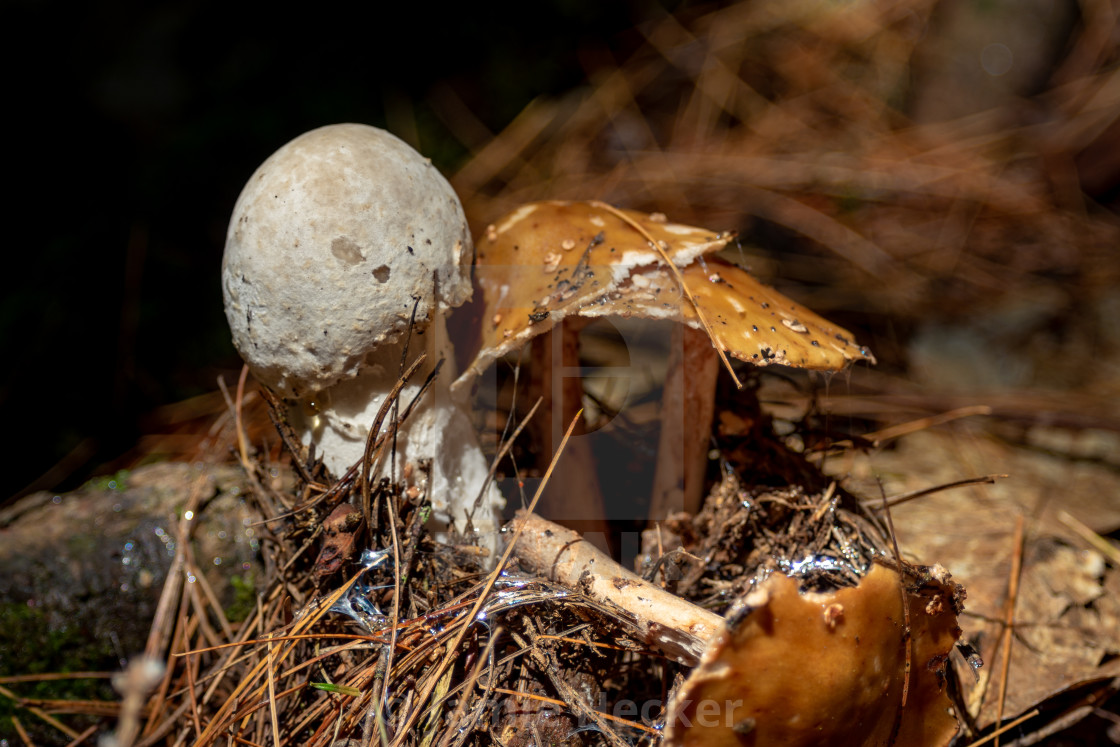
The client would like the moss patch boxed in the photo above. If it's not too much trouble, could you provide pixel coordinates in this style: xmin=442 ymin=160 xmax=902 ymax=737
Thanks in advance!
xmin=0 ymin=603 xmax=119 ymax=744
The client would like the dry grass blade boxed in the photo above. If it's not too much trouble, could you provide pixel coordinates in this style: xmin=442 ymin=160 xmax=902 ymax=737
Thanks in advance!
xmin=878 ymin=481 xmax=912 ymax=714
xmin=182 ymin=625 xmax=201 ymax=739
xmin=470 ymin=396 xmax=542 ymax=519
xmin=0 ymin=684 xmax=82 ymax=740
xmin=967 ymin=708 xmax=1041 ymax=747
xmin=1057 ymin=510 xmax=1120 ymax=565
xmin=862 ymin=474 xmax=1008 ymax=510
xmin=2 ymin=694 xmax=123 ymax=718
xmin=187 ymin=566 xmax=373 ymax=745
xmin=266 ymin=641 xmax=280 ymax=747
xmin=65 ymin=724 xmax=99 ymax=746
xmin=11 ymin=715 xmax=33 ymax=746
xmin=994 ymin=516 xmax=1026 ymax=747
xmin=235 ymin=364 xmax=252 ymax=469
xmin=589 ymin=199 xmax=743 ymax=388
xmin=864 ymin=405 xmax=993 ymax=445
xmin=489 ymin=687 xmax=658 ymax=736
xmin=0 ymin=673 xmax=113 ymax=686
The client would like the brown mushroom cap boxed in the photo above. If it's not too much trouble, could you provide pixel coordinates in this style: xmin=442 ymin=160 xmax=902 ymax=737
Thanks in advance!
xmin=456 ymin=200 xmax=872 ymax=389
xmin=664 ymin=563 xmax=963 ymax=747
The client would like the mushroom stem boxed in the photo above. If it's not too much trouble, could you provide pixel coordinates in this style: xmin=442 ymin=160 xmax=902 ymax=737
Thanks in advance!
xmin=511 ymin=510 xmax=720 ymax=666
xmin=297 ymin=315 xmax=500 ymax=544
xmin=649 ymin=325 xmax=721 ymax=522
xmin=526 ymin=321 xmax=610 ymax=547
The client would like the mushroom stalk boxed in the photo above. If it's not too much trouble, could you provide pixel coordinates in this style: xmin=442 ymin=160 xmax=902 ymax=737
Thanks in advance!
xmin=649 ymin=324 xmax=721 ymax=522
xmin=525 ymin=322 xmax=610 ymax=547
xmin=298 ymin=315 xmax=496 ymax=538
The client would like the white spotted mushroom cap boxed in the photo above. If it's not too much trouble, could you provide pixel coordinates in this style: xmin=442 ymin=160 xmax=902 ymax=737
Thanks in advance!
xmin=222 ymin=124 xmax=473 ymax=399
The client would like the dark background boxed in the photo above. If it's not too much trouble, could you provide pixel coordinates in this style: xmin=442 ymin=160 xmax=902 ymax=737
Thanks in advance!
xmin=4 ymin=0 xmax=680 ymax=502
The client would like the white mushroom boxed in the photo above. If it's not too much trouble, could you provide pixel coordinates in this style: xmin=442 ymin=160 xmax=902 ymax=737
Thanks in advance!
xmin=222 ymin=123 xmax=503 ymax=545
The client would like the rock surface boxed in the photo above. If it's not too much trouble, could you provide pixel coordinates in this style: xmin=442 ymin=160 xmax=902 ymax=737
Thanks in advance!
xmin=0 ymin=462 xmax=261 ymax=666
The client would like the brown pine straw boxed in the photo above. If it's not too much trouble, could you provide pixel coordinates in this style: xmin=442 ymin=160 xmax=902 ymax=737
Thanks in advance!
xmin=66 ymin=724 xmax=99 ymax=746
xmin=187 ymin=571 xmax=367 ymax=744
xmin=967 ymin=708 xmax=1041 ymax=747
xmin=590 ymin=199 xmax=743 ymax=388
xmin=11 ymin=716 xmax=33 ymax=745
xmin=491 ymin=687 xmax=659 ymax=738
xmin=0 ymin=687 xmax=123 ymax=719
xmin=994 ymin=515 xmax=1027 ymax=747
xmin=861 ymin=474 xmax=1007 ymax=511
xmin=0 ymin=683 xmax=87 ymax=739
xmin=1058 ymin=510 xmax=1120 ymax=566
xmin=365 ymin=343 xmax=434 ymax=733
xmin=861 ymin=405 xmax=993 ymax=446
xmin=389 ymin=410 xmax=585 ymax=745
xmin=235 ymin=363 xmax=252 ymax=468
xmin=878 ymin=482 xmax=912 ymax=715
xmin=266 ymin=640 xmax=281 ymax=747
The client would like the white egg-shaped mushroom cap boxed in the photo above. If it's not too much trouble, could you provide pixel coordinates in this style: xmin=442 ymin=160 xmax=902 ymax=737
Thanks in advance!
xmin=222 ymin=123 xmax=473 ymax=399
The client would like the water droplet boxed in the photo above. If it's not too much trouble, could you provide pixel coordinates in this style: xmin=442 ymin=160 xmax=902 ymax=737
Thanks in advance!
xmin=981 ymin=43 xmax=1013 ymax=76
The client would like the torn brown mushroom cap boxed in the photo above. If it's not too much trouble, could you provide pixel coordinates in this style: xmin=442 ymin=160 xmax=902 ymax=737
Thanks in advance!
xmin=589 ymin=257 xmax=875 ymax=369
xmin=454 ymin=200 xmax=872 ymax=391
xmin=453 ymin=200 xmax=730 ymax=388
xmin=664 ymin=563 xmax=963 ymax=747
